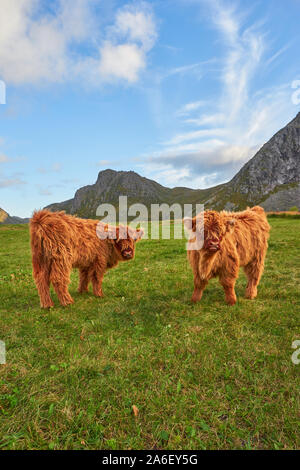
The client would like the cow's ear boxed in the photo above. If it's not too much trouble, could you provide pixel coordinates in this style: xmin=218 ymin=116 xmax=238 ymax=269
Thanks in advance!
xmin=116 ymin=225 xmax=128 ymax=241
xmin=226 ymin=219 xmax=235 ymax=232
xmin=96 ymin=222 xmax=116 ymax=240
xmin=133 ymin=227 xmax=144 ymax=241
xmin=183 ymin=217 xmax=195 ymax=232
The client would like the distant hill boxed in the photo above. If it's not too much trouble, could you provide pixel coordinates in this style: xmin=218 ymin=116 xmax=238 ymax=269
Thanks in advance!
xmin=46 ymin=169 xmax=225 ymax=218
xmin=42 ymin=111 xmax=298 ymax=216
xmin=0 ymin=207 xmax=29 ymax=225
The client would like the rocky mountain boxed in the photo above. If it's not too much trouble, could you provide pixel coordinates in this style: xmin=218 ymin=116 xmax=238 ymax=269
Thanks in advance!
xmin=0 ymin=207 xmax=29 ymax=224
xmin=46 ymin=169 xmax=222 ymax=218
xmin=46 ymin=111 xmax=300 ymax=217
xmin=208 ymin=111 xmax=300 ymax=211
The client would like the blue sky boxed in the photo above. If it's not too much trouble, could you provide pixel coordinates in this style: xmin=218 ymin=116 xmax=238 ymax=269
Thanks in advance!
xmin=0 ymin=0 xmax=300 ymax=217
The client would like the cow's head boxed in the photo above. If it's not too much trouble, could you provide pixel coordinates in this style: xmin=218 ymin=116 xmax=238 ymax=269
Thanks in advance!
xmin=184 ymin=210 xmax=235 ymax=254
xmin=113 ymin=225 xmax=144 ymax=260
xmin=96 ymin=223 xmax=144 ymax=261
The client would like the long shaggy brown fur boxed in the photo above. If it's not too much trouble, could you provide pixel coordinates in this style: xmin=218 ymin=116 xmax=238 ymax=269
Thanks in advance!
xmin=184 ymin=206 xmax=270 ymax=305
xmin=30 ymin=210 xmax=144 ymax=308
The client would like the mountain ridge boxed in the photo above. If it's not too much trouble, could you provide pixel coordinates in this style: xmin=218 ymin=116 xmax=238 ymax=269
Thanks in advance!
xmin=46 ymin=112 xmax=300 ymax=217
xmin=46 ymin=168 xmax=226 ymax=218
xmin=0 ymin=207 xmax=29 ymax=224
xmin=2 ymin=112 xmax=300 ymax=223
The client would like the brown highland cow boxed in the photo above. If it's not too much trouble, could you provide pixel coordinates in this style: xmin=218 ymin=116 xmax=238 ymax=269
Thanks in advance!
xmin=30 ymin=210 xmax=144 ymax=308
xmin=184 ymin=206 xmax=270 ymax=305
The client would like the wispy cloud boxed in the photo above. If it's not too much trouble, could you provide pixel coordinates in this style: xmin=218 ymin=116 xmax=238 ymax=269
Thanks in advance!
xmin=0 ymin=177 xmax=26 ymax=188
xmin=209 ymin=0 xmax=265 ymax=122
xmin=37 ymin=163 xmax=62 ymax=174
xmin=160 ymin=59 xmax=216 ymax=82
xmin=36 ymin=185 xmax=53 ymax=196
xmin=138 ymin=0 xmax=296 ymax=188
xmin=0 ymin=146 xmax=27 ymax=187
xmin=96 ymin=159 xmax=120 ymax=167
xmin=176 ymin=100 xmax=206 ymax=116
xmin=162 ymin=128 xmax=226 ymax=146
xmin=265 ymin=43 xmax=293 ymax=67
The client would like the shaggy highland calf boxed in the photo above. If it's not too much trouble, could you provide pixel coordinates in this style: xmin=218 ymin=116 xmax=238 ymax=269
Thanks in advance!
xmin=30 ymin=210 xmax=144 ymax=308
xmin=184 ymin=206 xmax=270 ymax=305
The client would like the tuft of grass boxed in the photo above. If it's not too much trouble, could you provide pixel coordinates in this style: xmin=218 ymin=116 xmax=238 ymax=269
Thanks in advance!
xmin=267 ymin=213 xmax=300 ymax=219
xmin=0 ymin=219 xmax=299 ymax=450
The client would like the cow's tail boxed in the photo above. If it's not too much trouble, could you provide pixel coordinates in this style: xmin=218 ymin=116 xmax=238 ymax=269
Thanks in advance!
xmin=30 ymin=210 xmax=53 ymax=273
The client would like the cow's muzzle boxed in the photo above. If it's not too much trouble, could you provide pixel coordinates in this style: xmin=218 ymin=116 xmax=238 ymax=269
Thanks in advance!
xmin=204 ymin=239 xmax=221 ymax=253
xmin=121 ymin=249 xmax=133 ymax=259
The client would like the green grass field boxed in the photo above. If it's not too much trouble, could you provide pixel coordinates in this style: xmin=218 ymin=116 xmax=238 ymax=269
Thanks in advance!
xmin=0 ymin=219 xmax=299 ymax=450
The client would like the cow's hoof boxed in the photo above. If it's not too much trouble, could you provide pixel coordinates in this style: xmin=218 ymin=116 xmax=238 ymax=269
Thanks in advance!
xmin=245 ymin=290 xmax=257 ymax=300
xmin=41 ymin=301 xmax=54 ymax=309
xmin=61 ymin=298 xmax=74 ymax=307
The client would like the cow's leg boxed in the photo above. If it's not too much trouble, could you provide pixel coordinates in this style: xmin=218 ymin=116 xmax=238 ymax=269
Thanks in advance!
xmin=78 ymin=268 xmax=89 ymax=293
xmin=219 ymin=274 xmax=237 ymax=306
xmin=244 ymin=257 xmax=265 ymax=300
xmin=91 ymin=268 xmax=104 ymax=298
xmin=50 ymin=261 xmax=74 ymax=306
xmin=191 ymin=275 xmax=208 ymax=303
xmin=33 ymin=263 xmax=54 ymax=308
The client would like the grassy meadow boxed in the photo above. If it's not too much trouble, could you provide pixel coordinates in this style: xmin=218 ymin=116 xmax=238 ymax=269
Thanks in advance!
xmin=0 ymin=218 xmax=299 ymax=450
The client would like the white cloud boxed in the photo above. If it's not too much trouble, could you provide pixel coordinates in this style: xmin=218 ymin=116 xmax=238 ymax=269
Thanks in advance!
xmin=98 ymin=42 xmax=145 ymax=83
xmin=0 ymin=0 xmax=157 ymax=86
xmin=98 ymin=2 xmax=157 ymax=83
xmin=138 ymin=141 xmax=259 ymax=188
xmin=111 ymin=2 xmax=157 ymax=51
xmin=210 ymin=1 xmax=240 ymax=42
